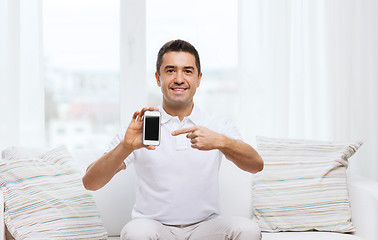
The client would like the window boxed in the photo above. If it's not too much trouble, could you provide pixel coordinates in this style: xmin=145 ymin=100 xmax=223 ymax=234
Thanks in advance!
xmin=43 ymin=0 xmax=120 ymax=149
xmin=43 ymin=0 xmax=238 ymax=149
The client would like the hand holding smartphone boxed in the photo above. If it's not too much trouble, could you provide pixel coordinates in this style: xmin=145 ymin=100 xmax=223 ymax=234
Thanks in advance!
xmin=142 ymin=110 xmax=161 ymax=146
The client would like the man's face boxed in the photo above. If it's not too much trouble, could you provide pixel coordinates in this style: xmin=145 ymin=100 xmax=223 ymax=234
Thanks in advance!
xmin=155 ymin=51 xmax=202 ymax=108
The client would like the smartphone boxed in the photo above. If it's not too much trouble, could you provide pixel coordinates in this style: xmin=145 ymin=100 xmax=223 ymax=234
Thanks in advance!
xmin=142 ymin=110 xmax=161 ymax=146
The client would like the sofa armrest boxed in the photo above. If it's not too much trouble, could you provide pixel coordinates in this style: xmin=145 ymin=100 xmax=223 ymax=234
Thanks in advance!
xmin=0 ymin=190 xmax=5 ymax=240
xmin=348 ymin=175 xmax=378 ymax=240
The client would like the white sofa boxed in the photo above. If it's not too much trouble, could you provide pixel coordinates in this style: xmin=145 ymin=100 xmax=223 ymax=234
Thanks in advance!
xmin=1 ymin=149 xmax=378 ymax=240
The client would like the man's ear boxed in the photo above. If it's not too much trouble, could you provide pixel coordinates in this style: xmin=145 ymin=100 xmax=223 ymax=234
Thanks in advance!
xmin=155 ymin=72 xmax=161 ymax=87
xmin=197 ymin=72 xmax=202 ymax=87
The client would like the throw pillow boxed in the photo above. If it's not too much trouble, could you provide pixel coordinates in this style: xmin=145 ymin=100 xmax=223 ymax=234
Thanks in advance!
xmin=1 ymin=146 xmax=46 ymax=160
xmin=0 ymin=146 xmax=107 ymax=239
xmin=252 ymin=136 xmax=362 ymax=233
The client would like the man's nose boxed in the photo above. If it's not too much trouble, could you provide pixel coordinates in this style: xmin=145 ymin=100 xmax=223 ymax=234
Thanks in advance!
xmin=174 ymin=71 xmax=185 ymax=84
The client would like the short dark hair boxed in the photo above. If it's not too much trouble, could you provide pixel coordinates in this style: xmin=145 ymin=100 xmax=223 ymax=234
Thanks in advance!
xmin=156 ymin=39 xmax=201 ymax=76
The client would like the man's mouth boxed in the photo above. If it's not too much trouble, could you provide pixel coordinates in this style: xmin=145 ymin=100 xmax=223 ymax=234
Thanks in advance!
xmin=170 ymin=87 xmax=188 ymax=92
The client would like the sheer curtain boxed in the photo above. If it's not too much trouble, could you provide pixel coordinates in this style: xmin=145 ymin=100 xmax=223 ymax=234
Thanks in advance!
xmin=1 ymin=0 xmax=377 ymax=180
xmin=239 ymin=0 xmax=378 ymax=180
xmin=0 ymin=0 xmax=44 ymax=150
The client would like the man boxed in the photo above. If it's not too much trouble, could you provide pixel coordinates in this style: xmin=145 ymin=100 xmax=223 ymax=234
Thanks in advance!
xmin=83 ymin=39 xmax=264 ymax=240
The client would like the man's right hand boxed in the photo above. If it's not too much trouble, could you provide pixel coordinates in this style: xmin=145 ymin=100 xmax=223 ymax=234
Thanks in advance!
xmin=122 ymin=107 xmax=158 ymax=151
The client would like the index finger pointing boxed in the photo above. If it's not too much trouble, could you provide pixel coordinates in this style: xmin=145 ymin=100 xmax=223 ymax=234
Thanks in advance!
xmin=171 ymin=126 xmax=197 ymax=136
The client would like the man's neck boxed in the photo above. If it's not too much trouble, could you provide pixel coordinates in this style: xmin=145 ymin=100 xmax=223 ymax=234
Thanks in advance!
xmin=162 ymin=101 xmax=194 ymax=121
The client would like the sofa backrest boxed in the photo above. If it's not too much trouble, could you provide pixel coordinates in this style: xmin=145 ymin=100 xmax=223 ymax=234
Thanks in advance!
xmin=72 ymin=150 xmax=134 ymax=236
xmin=73 ymin=149 xmax=254 ymax=236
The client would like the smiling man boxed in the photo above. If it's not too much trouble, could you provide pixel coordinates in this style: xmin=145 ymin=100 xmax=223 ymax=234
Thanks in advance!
xmin=83 ymin=40 xmax=263 ymax=240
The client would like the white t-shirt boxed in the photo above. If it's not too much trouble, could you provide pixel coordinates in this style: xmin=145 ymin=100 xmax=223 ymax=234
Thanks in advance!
xmin=106 ymin=105 xmax=242 ymax=225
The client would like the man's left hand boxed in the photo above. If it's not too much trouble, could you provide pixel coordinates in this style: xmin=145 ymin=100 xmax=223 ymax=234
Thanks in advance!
xmin=172 ymin=126 xmax=226 ymax=151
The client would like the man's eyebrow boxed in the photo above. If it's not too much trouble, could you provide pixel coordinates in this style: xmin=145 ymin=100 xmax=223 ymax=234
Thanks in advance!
xmin=163 ymin=65 xmax=195 ymax=70
xmin=164 ymin=65 xmax=176 ymax=70
xmin=183 ymin=66 xmax=195 ymax=70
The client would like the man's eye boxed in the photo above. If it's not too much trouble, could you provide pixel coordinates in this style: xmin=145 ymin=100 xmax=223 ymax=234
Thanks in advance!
xmin=185 ymin=70 xmax=193 ymax=74
xmin=167 ymin=69 xmax=175 ymax=73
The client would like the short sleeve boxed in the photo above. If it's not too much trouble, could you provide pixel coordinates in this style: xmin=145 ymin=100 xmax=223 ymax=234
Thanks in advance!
xmin=206 ymin=115 xmax=243 ymax=160
xmin=217 ymin=116 xmax=243 ymax=141
xmin=105 ymin=127 xmax=135 ymax=167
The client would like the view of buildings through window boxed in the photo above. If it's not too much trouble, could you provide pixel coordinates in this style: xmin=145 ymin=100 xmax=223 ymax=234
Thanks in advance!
xmin=43 ymin=0 xmax=120 ymax=150
xmin=43 ymin=0 xmax=238 ymax=149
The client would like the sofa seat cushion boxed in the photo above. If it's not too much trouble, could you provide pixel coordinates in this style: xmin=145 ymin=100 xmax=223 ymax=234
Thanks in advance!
xmin=106 ymin=231 xmax=365 ymax=240
xmin=262 ymin=232 xmax=364 ymax=240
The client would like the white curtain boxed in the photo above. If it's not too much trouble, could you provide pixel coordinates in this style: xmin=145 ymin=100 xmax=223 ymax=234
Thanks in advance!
xmin=0 ymin=0 xmax=44 ymax=150
xmin=239 ymin=0 xmax=378 ymax=180
xmin=1 ymin=0 xmax=377 ymax=181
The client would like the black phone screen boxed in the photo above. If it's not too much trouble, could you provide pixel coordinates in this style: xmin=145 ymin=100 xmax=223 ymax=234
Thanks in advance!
xmin=145 ymin=116 xmax=160 ymax=140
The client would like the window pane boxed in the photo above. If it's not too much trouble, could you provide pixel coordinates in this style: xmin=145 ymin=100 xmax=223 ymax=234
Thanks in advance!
xmin=146 ymin=0 xmax=239 ymax=122
xmin=43 ymin=0 xmax=120 ymax=149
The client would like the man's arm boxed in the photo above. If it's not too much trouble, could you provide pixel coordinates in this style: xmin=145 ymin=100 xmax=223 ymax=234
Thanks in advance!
xmin=82 ymin=143 xmax=132 ymax=191
xmin=218 ymin=137 xmax=263 ymax=173
xmin=82 ymin=107 xmax=158 ymax=191
xmin=172 ymin=126 xmax=264 ymax=174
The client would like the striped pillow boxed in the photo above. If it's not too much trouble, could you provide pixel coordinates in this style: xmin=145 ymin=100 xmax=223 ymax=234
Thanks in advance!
xmin=0 ymin=146 xmax=107 ymax=239
xmin=253 ymin=136 xmax=362 ymax=233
